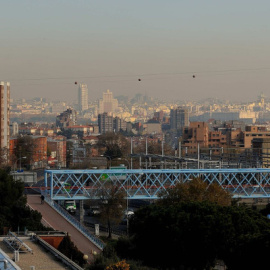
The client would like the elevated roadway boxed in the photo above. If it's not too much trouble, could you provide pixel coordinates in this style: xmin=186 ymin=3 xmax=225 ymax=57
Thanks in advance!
xmin=27 ymin=195 xmax=102 ymax=262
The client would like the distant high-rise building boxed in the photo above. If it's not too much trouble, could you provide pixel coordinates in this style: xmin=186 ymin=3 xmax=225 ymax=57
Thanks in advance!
xmin=98 ymin=89 xmax=118 ymax=114
xmin=170 ymin=107 xmax=189 ymax=135
xmin=98 ymin=113 xmax=114 ymax=134
xmin=78 ymin=83 xmax=88 ymax=113
xmin=0 ymin=81 xmax=10 ymax=149
xmin=12 ymin=122 xmax=19 ymax=136
xmin=56 ymin=108 xmax=77 ymax=128
xmin=98 ymin=113 xmax=127 ymax=134
xmin=114 ymin=117 xmax=127 ymax=133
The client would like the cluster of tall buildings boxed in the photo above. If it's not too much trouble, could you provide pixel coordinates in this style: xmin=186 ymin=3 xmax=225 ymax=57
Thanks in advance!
xmin=77 ymin=83 xmax=118 ymax=115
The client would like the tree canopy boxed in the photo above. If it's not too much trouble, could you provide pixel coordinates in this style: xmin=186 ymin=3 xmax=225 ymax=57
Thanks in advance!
xmin=88 ymin=177 xmax=270 ymax=270
xmin=129 ymin=202 xmax=270 ymax=270
xmin=58 ymin=234 xmax=85 ymax=267
xmin=98 ymin=132 xmax=130 ymax=160
xmin=0 ymin=169 xmax=48 ymax=233
xmin=13 ymin=135 xmax=35 ymax=169
xmin=158 ymin=177 xmax=232 ymax=207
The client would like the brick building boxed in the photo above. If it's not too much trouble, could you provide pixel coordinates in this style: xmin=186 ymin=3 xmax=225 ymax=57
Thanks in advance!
xmin=47 ymin=136 xmax=66 ymax=168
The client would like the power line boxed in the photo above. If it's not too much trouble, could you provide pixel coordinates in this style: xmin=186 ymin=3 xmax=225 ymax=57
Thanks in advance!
xmin=6 ymin=66 xmax=270 ymax=85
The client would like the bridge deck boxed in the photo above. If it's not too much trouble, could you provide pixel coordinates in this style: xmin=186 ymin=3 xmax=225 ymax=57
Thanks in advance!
xmin=45 ymin=168 xmax=270 ymax=200
xmin=27 ymin=195 xmax=101 ymax=261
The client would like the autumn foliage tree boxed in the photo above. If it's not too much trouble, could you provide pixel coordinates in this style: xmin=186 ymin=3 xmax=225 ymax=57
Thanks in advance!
xmin=157 ymin=177 xmax=232 ymax=206
xmin=106 ymin=260 xmax=130 ymax=270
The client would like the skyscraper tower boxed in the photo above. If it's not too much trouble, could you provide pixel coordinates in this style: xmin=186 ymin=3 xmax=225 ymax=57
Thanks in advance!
xmin=98 ymin=89 xmax=118 ymax=114
xmin=0 ymin=81 xmax=10 ymax=149
xmin=170 ymin=107 xmax=189 ymax=135
xmin=78 ymin=83 xmax=88 ymax=113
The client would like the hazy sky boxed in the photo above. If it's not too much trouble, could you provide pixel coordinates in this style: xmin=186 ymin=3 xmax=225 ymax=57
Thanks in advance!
xmin=1 ymin=1 xmax=270 ymax=103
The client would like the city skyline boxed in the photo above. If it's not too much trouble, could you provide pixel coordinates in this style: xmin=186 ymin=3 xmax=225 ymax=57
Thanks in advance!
xmin=1 ymin=1 xmax=270 ymax=102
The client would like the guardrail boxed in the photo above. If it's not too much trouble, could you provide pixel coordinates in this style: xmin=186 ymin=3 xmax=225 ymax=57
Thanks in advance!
xmin=43 ymin=195 xmax=105 ymax=250
xmin=84 ymin=222 xmax=127 ymax=237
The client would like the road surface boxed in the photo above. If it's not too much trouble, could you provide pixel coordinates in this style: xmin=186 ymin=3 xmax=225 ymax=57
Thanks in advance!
xmin=27 ymin=195 xmax=102 ymax=262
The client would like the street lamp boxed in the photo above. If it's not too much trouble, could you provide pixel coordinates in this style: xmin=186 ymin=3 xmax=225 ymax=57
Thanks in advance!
xmin=14 ymin=156 xmax=26 ymax=172
xmin=100 ymin=155 xmax=112 ymax=169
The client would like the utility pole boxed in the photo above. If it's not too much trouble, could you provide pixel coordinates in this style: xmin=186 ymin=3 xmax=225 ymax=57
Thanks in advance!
xmin=145 ymin=137 xmax=148 ymax=169
xmin=198 ymin=143 xmax=200 ymax=169
xmin=130 ymin=137 xmax=133 ymax=170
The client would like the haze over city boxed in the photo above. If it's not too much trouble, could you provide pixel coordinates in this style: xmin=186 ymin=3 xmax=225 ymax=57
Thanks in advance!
xmin=1 ymin=1 xmax=270 ymax=102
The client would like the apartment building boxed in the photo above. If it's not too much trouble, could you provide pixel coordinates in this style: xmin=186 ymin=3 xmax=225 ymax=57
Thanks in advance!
xmin=9 ymin=136 xmax=47 ymax=169
xmin=56 ymin=108 xmax=77 ymax=128
xmin=243 ymin=126 xmax=270 ymax=148
xmin=0 ymin=81 xmax=10 ymax=150
xmin=47 ymin=136 xmax=66 ymax=168
xmin=182 ymin=122 xmax=209 ymax=155
xmin=182 ymin=122 xmax=270 ymax=156
xmin=98 ymin=113 xmax=127 ymax=134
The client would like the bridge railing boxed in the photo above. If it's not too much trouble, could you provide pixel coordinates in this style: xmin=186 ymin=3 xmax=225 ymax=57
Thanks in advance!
xmin=43 ymin=194 xmax=105 ymax=250
xmin=44 ymin=168 xmax=270 ymax=199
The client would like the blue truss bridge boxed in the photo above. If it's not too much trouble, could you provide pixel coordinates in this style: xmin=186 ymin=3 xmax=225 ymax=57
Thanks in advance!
xmin=43 ymin=168 xmax=270 ymax=201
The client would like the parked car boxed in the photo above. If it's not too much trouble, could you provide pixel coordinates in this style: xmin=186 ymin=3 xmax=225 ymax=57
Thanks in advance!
xmin=123 ymin=208 xmax=135 ymax=218
xmin=88 ymin=206 xmax=101 ymax=216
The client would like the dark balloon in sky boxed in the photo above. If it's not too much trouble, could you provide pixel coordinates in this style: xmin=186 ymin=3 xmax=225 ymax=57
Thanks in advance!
xmin=138 ymin=78 xmax=141 ymax=81
xmin=75 ymin=81 xmax=78 ymax=84
xmin=192 ymin=75 xmax=195 ymax=78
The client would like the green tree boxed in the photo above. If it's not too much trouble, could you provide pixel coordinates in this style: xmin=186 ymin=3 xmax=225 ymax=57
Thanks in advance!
xmin=0 ymin=169 xmax=25 ymax=207
xmin=58 ymin=234 xmax=85 ymax=266
xmin=10 ymin=203 xmax=46 ymax=231
xmin=0 ymin=169 xmax=48 ymax=232
xmin=129 ymin=202 xmax=270 ymax=270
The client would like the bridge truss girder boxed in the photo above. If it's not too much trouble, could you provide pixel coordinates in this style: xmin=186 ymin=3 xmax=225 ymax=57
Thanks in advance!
xmin=44 ymin=168 xmax=270 ymax=200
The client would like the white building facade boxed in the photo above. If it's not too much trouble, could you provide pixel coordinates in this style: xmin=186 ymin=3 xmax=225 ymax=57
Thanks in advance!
xmin=78 ymin=83 xmax=88 ymax=113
